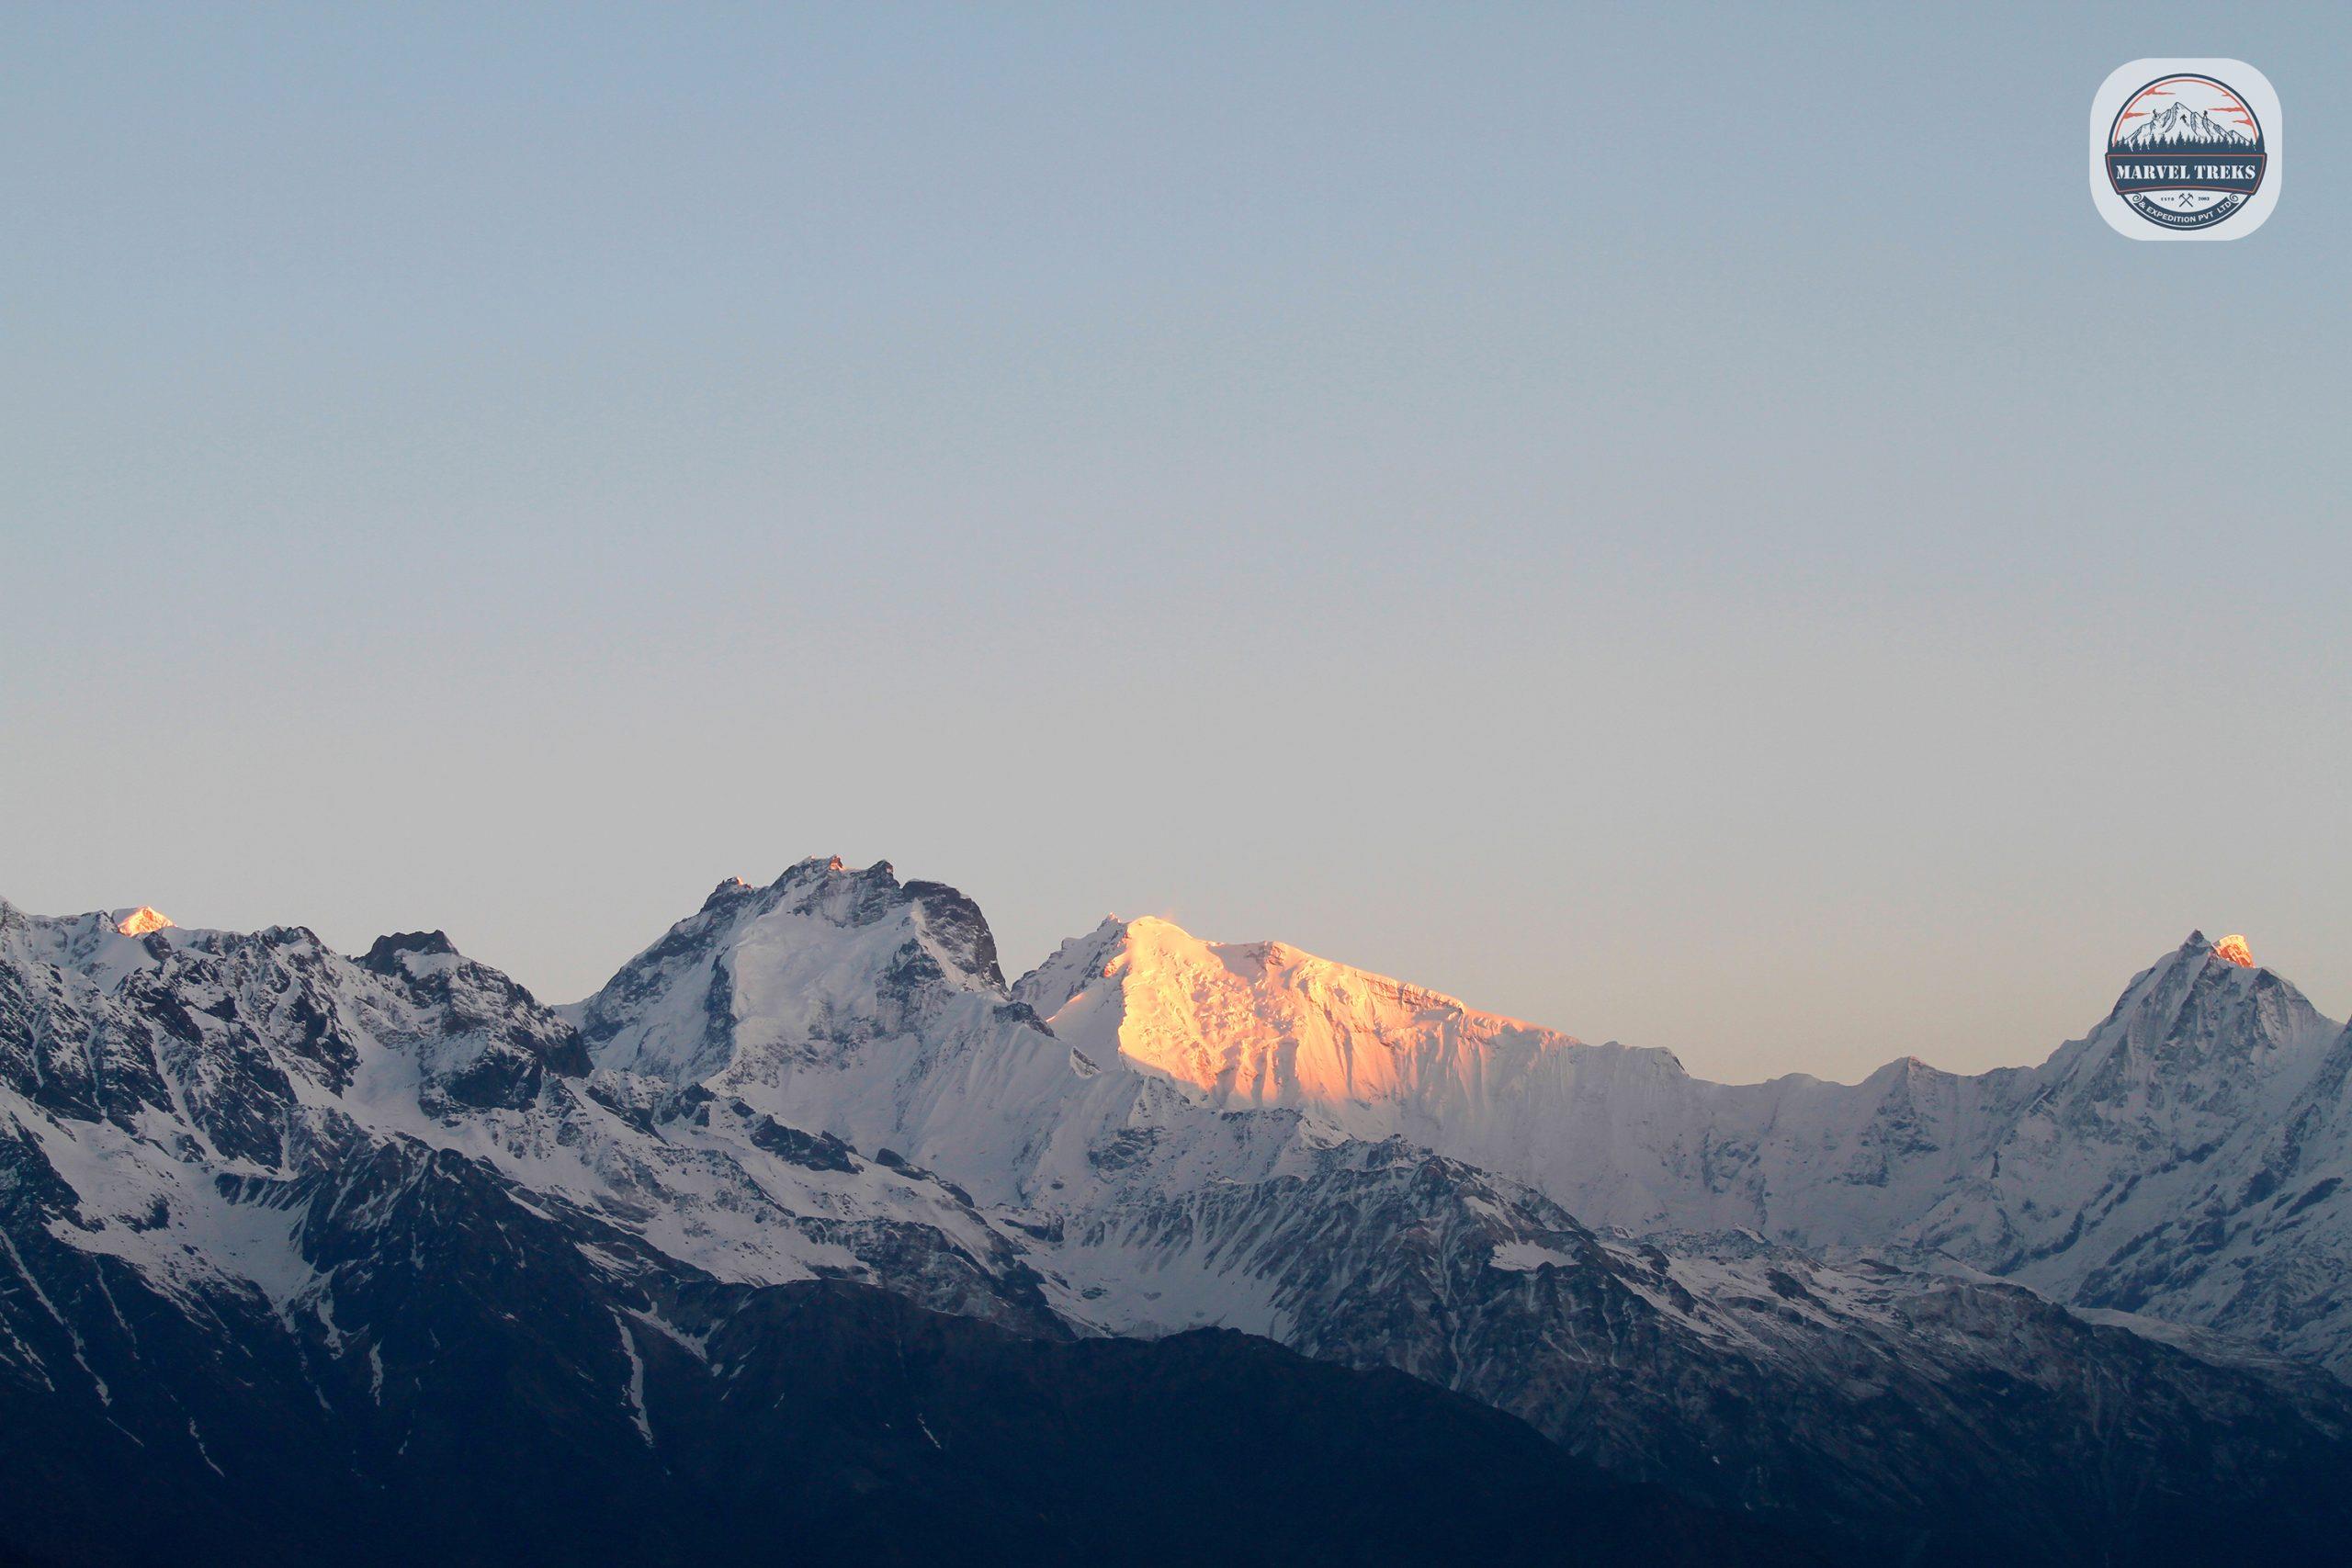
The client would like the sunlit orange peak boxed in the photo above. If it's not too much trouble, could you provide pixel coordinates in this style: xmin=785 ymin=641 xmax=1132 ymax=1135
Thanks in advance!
xmin=2212 ymin=934 xmax=2256 ymax=968
xmin=115 ymin=907 xmax=175 ymax=937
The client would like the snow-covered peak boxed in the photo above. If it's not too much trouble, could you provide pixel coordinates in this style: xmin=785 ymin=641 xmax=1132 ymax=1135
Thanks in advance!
xmin=112 ymin=906 xmax=175 ymax=937
xmin=2040 ymin=931 xmax=2323 ymax=1089
xmin=1010 ymin=915 xmax=1130 ymax=1019
xmin=0 ymin=900 xmax=200 ymax=993
xmin=702 ymin=875 xmax=756 ymax=911
xmin=1024 ymin=913 xmax=1588 ymax=1122
xmin=571 ymin=859 xmax=1024 ymax=1087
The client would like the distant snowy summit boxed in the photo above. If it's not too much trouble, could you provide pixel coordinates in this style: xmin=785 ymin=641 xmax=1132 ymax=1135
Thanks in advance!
xmin=2212 ymin=932 xmax=2256 ymax=967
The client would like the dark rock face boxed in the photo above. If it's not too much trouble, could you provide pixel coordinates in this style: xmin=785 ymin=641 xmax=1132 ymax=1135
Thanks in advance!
xmin=903 ymin=876 xmax=1007 ymax=988
xmin=738 ymin=1100 xmax=859 ymax=1171
xmin=357 ymin=931 xmax=458 ymax=974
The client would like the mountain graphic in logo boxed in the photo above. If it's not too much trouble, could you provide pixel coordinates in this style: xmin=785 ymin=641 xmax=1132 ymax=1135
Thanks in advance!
xmin=2113 ymin=100 xmax=2256 ymax=152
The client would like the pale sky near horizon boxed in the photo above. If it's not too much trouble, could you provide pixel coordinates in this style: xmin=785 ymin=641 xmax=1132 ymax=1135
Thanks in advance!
xmin=5 ymin=3 xmax=2347 ymax=1084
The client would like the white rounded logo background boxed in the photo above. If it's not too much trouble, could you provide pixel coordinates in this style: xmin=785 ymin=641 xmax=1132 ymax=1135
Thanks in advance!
xmin=2090 ymin=59 xmax=2281 ymax=241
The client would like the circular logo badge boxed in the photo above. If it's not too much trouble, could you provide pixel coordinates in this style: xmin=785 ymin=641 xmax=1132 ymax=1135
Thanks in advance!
xmin=2103 ymin=73 xmax=2267 ymax=231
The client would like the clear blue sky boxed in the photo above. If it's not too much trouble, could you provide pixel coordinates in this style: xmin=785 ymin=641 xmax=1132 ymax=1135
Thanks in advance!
xmin=5 ymin=3 xmax=2346 ymax=1081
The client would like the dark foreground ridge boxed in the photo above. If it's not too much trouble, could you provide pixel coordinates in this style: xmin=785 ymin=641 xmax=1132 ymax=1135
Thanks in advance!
xmin=0 ymin=1272 xmax=1810 ymax=1568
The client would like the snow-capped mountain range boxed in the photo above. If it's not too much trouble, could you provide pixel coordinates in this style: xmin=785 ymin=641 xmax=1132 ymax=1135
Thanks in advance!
xmin=6 ymin=859 xmax=2350 ymax=1564
xmin=1021 ymin=911 xmax=2352 ymax=1372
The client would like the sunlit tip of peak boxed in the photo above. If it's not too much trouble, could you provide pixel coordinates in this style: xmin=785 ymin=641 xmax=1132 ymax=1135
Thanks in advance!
xmin=2211 ymin=934 xmax=2256 ymax=968
xmin=114 ymin=907 xmax=175 ymax=937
